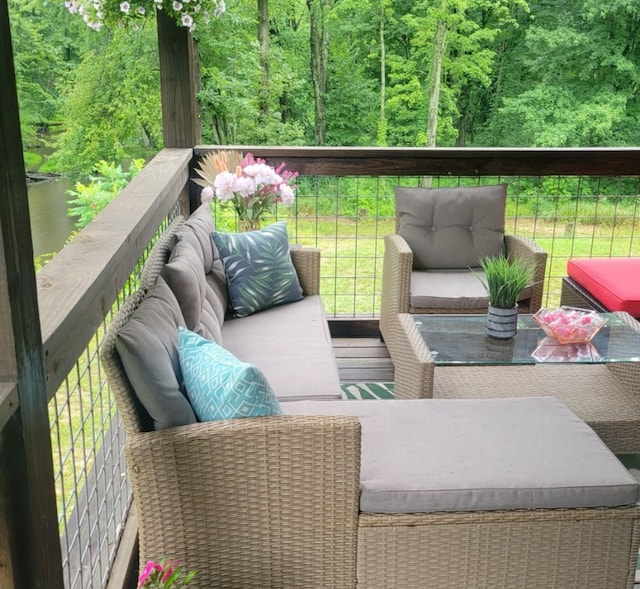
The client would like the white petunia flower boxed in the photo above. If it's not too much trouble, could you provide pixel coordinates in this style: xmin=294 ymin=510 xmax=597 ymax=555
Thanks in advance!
xmin=120 ymin=1 xmax=130 ymax=13
xmin=181 ymin=13 xmax=193 ymax=27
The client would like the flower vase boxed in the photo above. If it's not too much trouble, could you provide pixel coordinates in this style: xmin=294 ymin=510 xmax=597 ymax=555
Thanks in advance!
xmin=237 ymin=218 xmax=261 ymax=232
xmin=485 ymin=304 xmax=518 ymax=340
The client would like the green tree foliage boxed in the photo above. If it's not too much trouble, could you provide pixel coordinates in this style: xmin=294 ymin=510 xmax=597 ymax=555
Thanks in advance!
xmin=196 ymin=0 xmax=308 ymax=145
xmin=8 ymin=0 xmax=82 ymax=147
xmin=66 ymin=159 xmax=145 ymax=228
xmin=52 ymin=23 xmax=162 ymax=176
xmin=480 ymin=0 xmax=640 ymax=146
xmin=9 ymin=0 xmax=640 ymax=177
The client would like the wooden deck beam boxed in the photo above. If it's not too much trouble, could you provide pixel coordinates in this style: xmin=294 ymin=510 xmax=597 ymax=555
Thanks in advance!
xmin=0 ymin=0 xmax=64 ymax=584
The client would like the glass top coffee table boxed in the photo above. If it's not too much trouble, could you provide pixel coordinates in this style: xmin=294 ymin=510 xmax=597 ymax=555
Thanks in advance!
xmin=412 ymin=313 xmax=640 ymax=365
xmin=392 ymin=311 xmax=640 ymax=454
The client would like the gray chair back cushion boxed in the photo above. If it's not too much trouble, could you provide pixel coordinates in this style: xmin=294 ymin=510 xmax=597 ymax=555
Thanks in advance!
xmin=115 ymin=277 xmax=197 ymax=430
xmin=161 ymin=239 xmax=223 ymax=344
xmin=395 ymin=184 xmax=507 ymax=269
xmin=175 ymin=203 xmax=229 ymax=325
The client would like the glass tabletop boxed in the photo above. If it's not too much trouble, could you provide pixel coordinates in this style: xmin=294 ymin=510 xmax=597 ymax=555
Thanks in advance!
xmin=412 ymin=313 xmax=640 ymax=365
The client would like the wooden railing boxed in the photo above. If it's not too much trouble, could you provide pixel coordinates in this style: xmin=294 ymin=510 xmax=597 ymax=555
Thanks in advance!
xmin=2 ymin=146 xmax=640 ymax=589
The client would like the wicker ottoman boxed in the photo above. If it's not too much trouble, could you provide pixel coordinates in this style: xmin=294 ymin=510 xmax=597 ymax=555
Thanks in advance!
xmin=560 ymin=258 xmax=640 ymax=318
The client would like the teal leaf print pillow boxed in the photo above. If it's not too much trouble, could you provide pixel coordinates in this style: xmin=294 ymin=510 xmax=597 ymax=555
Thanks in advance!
xmin=178 ymin=327 xmax=282 ymax=421
xmin=211 ymin=221 xmax=303 ymax=317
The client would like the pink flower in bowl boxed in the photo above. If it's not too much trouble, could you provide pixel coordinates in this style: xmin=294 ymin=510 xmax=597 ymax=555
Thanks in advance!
xmin=532 ymin=307 xmax=607 ymax=344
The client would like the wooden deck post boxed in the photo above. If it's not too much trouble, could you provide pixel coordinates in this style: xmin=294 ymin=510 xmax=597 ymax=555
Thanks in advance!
xmin=157 ymin=10 xmax=201 ymax=149
xmin=0 ymin=0 xmax=64 ymax=586
xmin=157 ymin=10 xmax=201 ymax=212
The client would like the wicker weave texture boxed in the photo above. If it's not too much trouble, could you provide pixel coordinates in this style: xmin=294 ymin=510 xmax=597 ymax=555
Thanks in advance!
xmin=128 ymin=415 xmax=361 ymax=588
xmin=357 ymin=507 xmax=640 ymax=588
xmin=392 ymin=313 xmax=435 ymax=400
xmin=140 ymin=216 xmax=184 ymax=290
xmin=560 ymin=277 xmax=608 ymax=312
xmin=290 ymin=247 xmax=321 ymax=296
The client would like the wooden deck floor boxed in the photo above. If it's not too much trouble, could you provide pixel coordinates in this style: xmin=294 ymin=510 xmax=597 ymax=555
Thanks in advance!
xmin=333 ymin=337 xmax=394 ymax=383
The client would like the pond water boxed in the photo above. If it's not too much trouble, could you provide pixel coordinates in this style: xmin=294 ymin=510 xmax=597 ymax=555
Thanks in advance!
xmin=28 ymin=178 xmax=77 ymax=259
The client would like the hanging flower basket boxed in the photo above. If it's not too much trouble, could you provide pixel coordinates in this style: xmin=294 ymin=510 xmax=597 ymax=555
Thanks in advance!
xmin=64 ymin=0 xmax=225 ymax=32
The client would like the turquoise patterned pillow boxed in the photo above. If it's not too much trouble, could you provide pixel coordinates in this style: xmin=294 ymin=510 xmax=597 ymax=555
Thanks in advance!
xmin=178 ymin=327 xmax=282 ymax=421
xmin=211 ymin=221 xmax=303 ymax=317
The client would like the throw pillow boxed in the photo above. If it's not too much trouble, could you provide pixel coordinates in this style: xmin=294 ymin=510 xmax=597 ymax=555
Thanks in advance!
xmin=211 ymin=221 xmax=303 ymax=317
xmin=178 ymin=327 xmax=282 ymax=421
xmin=395 ymin=184 xmax=507 ymax=269
xmin=115 ymin=277 xmax=197 ymax=430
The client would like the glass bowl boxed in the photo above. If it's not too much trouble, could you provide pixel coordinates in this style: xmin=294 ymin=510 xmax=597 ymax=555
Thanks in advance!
xmin=532 ymin=306 xmax=607 ymax=344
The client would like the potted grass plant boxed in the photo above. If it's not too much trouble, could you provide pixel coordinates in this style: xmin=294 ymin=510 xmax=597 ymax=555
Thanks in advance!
xmin=476 ymin=254 xmax=534 ymax=339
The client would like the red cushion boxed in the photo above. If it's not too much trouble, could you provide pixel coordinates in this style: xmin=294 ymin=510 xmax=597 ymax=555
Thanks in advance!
xmin=567 ymin=258 xmax=640 ymax=317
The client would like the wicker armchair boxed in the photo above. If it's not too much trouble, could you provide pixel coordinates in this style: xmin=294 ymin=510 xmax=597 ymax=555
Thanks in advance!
xmin=380 ymin=232 xmax=547 ymax=361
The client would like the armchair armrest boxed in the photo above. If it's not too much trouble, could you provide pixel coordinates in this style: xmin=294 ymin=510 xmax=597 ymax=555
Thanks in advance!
xmin=127 ymin=414 xmax=361 ymax=588
xmin=504 ymin=235 xmax=548 ymax=312
xmin=290 ymin=246 xmax=321 ymax=296
xmin=380 ymin=234 xmax=413 ymax=348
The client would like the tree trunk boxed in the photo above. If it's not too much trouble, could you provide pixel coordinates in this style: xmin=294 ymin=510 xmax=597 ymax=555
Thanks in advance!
xmin=308 ymin=0 xmax=330 ymax=145
xmin=378 ymin=0 xmax=387 ymax=146
xmin=422 ymin=17 xmax=448 ymax=187
xmin=258 ymin=0 xmax=269 ymax=117
xmin=426 ymin=18 xmax=448 ymax=148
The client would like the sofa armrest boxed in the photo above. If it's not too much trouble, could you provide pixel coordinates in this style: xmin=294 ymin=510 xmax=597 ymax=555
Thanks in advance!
xmin=504 ymin=234 xmax=548 ymax=312
xmin=127 ymin=414 xmax=361 ymax=588
xmin=290 ymin=246 xmax=321 ymax=296
xmin=380 ymin=234 xmax=413 ymax=348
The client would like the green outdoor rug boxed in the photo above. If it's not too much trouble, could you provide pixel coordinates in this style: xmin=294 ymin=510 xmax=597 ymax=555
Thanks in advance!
xmin=340 ymin=382 xmax=394 ymax=400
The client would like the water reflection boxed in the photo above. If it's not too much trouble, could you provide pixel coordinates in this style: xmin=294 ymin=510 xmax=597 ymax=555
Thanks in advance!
xmin=27 ymin=178 xmax=77 ymax=258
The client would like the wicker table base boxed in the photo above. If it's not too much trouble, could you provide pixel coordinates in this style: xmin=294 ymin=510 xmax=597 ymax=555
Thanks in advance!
xmin=392 ymin=312 xmax=640 ymax=454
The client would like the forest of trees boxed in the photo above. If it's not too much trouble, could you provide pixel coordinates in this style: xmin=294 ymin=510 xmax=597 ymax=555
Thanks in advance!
xmin=8 ymin=0 xmax=640 ymax=180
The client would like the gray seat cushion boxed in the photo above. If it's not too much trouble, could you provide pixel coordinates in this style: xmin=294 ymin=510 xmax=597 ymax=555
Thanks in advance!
xmin=222 ymin=295 xmax=342 ymax=401
xmin=410 ymin=269 xmax=533 ymax=310
xmin=395 ymin=184 xmax=506 ymax=269
xmin=283 ymin=396 xmax=639 ymax=513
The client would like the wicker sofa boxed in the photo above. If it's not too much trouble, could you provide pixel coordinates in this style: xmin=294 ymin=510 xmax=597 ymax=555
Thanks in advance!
xmin=102 ymin=208 xmax=640 ymax=589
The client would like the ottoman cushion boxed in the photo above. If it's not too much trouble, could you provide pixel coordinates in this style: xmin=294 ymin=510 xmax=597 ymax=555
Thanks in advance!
xmin=567 ymin=258 xmax=640 ymax=317
xmin=283 ymin=396 xmax=639 ymax=513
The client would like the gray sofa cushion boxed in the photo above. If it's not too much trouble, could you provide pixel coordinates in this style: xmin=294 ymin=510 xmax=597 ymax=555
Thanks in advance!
xmin=115 ymin=277 xmax=196 ymax=430
xmin=212 ymin=221 xmax=303 ymax=318
xmin=161 ymin=239 xmax=223 ymax=344
xmin=222 ymin=295 xmax=342 ymax=401
xmin=410 ymin=269 xmax=533 ymax=310
xmin=395 ymin=184 xmax=506 ymax=269
xmin=283 ymin=396 xmax=639 ymax=513
xmin=175 ymin=203 xmax=228 ymax=325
